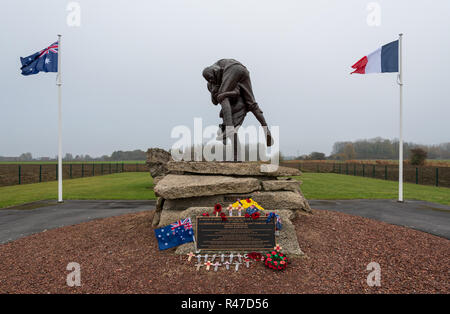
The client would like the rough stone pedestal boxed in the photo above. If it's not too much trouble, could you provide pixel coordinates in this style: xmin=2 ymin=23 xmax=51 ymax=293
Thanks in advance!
xmin=148 ymin=159 xmax=311 ymax=257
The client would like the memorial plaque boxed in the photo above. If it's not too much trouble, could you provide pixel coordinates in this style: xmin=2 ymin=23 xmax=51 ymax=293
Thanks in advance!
xmin=196 ymin=217 xmax=275 ymax=251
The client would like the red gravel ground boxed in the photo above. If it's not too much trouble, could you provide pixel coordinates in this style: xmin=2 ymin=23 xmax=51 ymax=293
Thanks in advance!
xmin=0 ymin=209 xmax=448 ymax=294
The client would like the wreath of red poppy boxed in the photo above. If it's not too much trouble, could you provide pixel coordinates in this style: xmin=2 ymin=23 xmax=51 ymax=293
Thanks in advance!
xmin=265 ymin=250 xmax=288 ymax=271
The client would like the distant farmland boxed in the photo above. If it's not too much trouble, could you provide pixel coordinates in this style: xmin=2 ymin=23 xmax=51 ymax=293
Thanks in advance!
xmin=281 ymin=160 xmax=450 ymax=188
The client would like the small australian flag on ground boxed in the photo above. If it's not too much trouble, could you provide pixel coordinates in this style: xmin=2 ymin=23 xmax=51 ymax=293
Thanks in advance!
xmin=154 ymin=218 xmax=194 ymax=250
xmin=20 ymin=42 xmax=58 ymax=76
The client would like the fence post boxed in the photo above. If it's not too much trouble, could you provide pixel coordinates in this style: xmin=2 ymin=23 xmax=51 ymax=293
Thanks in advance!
xmin=82 ymin=164 xmax=84 ymax=177
xmin=372 ymin=165 xmax=375 ymax=178
xmin=385 ymin=165 xmax=388 ymax=180
xmin=70 ymin=164 xmax=72 ymax=179
xmin=317 ymin=164 xmax=320 ymax=173
xmin=436 ymin=168 xmax=439 ymax=187
xmin=353 ymin=164 xmax=356 ymax=176
xmin=362 ymin=164 xmax=365 ymax=177
xmin=339 ymin=164 xmax=342 ymax=174
xmin=92 ymin=163 xmax=95 ymax=176
xmin=123 ymin=162 xmax=125 ymax=172
xmin=39 ymin=165 xmax=42 ymax=183
xmin=415 ymin=167 xmax=418 ymax=184
xmin=18 ymin=165 xmax=21 ymax=185
xmin=346 ymin=164 xmax=348 ymax=175
xmin=136 ymin=162 xmax=138 ymax=172
xmin=101 ymin=163 xmax=103 ymax=175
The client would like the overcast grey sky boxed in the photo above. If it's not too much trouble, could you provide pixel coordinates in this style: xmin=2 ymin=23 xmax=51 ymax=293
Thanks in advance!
xmin=1 ymin=0 xmax=449 ymax=157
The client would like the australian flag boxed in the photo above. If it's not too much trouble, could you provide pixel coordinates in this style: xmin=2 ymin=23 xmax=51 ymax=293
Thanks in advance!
xmin=20 ymin=42 xmax=58 ymax=76
xmin=154 ymin=218 xmax=194 ymax=250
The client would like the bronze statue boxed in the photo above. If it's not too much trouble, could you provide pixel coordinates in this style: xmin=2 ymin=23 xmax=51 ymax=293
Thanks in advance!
xmin=202 ymin=59 xmax=274 ymax=148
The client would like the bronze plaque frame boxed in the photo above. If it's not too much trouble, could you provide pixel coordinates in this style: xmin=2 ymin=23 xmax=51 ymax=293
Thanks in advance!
xmin=195 ymin=216 xmax=275 ymax=251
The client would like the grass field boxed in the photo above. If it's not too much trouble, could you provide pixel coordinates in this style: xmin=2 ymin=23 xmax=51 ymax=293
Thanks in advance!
xmin=0 ymin=172 xmax=449 ymax=209
xmin=0 ymin=173 xmax=155 ymax=209
xmin=296 ymin=173 xmax=450 ymax=205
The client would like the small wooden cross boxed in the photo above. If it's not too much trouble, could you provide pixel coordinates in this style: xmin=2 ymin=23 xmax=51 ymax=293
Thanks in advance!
xmin=187 ymin=252 xmax=195 ymax=262
xmin=244 ymin=259 xmax=250 ymax=268
xmin=204 ymin=254 xmax=209 ymax=262
xmin=229 ymin=253 xmax=234 ymax=263
xmin=204 ymin=261 xmax=212 ymax=271
xmin=237 ymin=206 xmax=243 ymax=216
xmin=234 ymin=261 xmax=242 ymax=272
xmin=195 ymin=263 xmax=203 ymax=271
xmin=220 ymin=254 xmax=225 ymax=262
xmin=227 ymin=205 xmax=233 ymax=216
xmin=274 ymin=244 xmax=282 ymax=252
xmin=236 ymin=253 xmax=242 ymax=262
xmin=223 ymin=261 xmax=231 ymax=270
xmin=213 ymin=262 xmax=221 ymax=271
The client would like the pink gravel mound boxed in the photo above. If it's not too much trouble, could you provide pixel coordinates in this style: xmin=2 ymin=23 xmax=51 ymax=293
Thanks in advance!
xmin=0 ymin=210 xmax=448 ymax=294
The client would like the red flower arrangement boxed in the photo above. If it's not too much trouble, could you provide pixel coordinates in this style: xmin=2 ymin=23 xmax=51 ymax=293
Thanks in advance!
xmin=251 ymin=212 xmax=261 ymax=220
xmin=264 ymin=250 xmax=288 ymax=271
xmin=214 ymin=203 xmax=222 ymax=215
xmin=245 ymin=213 xmax=251 ymax=218
xmin=247 ymin=252 xmax=263 ymax=261
xmin=220 ymin=212 xmax=227 ymax=221
xmin=202 ymin=212 xmax=209 ymax=217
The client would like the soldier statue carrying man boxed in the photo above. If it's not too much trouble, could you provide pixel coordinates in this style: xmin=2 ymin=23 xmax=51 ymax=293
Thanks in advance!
xmin=202 ymin=59 xmax=274 ymax=150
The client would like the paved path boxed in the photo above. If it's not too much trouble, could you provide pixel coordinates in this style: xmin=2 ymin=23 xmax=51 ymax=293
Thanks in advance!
xmin=1 ymin=199 xmax=449 ymax=244
xmin=309 ymin=199 xmax=450 ymax=239
xmin=0 ymin=200 xmax=155 ymax=244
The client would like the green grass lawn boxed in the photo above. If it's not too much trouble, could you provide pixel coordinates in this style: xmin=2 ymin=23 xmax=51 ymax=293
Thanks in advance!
xmin=0 ymin=172 xmax=155 ymax=209
xmin=297 ymin=173 xmax=450 ymax=205
xmin=0 ymin=172 xmax=449 ymax=209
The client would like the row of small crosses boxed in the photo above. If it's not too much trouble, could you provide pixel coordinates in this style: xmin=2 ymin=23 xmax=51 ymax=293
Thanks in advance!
xmin=187 ymin=253 xmax=251 ymax=271
xmin=187 ymin=245 xmax=282 ymax=272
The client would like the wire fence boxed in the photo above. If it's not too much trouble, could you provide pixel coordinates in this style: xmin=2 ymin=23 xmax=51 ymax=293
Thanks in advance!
xmin=280 ymin=161 xmax=450 ymax=188
xmin=0 ymin=162 xmax=148 ymax=187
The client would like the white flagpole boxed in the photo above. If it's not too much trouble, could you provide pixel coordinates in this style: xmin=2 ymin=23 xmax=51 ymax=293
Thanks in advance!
xmin=57 ymin=34 xmax=63 ymax=203
xmin=398 ymin=33 xmax=404 ymax=202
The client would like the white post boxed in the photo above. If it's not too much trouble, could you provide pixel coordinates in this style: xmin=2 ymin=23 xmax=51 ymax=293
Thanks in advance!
xmin=57 ymin=34 xmax=63 ymax=203
xmin=398 ymin=33 xmax=403 ymax=202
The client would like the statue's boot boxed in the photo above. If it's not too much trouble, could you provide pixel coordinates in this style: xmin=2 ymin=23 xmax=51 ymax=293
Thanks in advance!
xmin=251 ymin=108 xmax=274 ymax=147
xmin=264 ymin=128 xmax=274 ymax=147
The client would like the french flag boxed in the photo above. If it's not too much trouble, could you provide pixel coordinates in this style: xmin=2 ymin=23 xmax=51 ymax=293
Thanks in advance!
xmin=351 ymin=40 xmax=399 ymax=74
